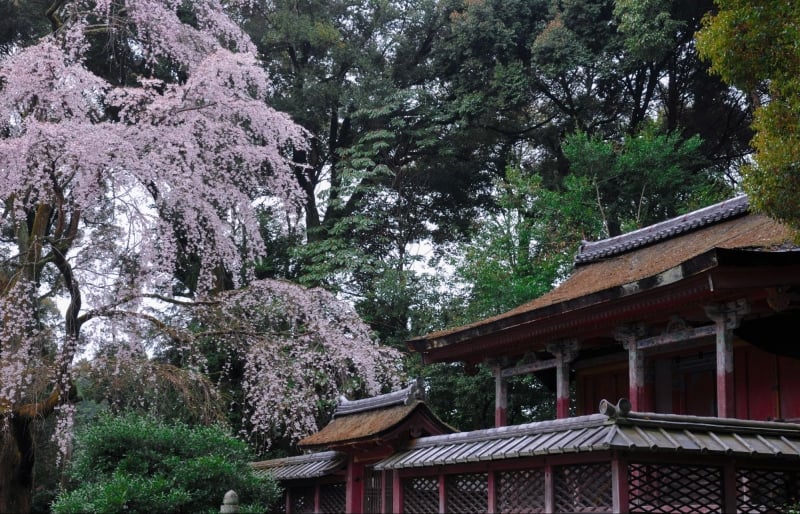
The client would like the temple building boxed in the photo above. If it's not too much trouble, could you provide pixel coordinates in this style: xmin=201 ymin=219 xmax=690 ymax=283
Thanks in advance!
xmin=254 ymin=195 xmax=800 ymax=513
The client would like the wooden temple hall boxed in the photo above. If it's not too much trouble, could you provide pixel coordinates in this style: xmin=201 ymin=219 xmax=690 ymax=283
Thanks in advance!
xmin=254 ymin=195 xmax=800 ymax=513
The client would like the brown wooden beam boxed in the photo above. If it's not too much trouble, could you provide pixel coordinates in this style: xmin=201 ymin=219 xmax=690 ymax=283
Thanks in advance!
xmin=635 ymin=324 xmax=716 ymax=351
xmin=499 ymin=358 xmax=559 ymax=378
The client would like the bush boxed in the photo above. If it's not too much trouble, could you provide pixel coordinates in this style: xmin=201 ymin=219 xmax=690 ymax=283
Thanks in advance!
xmin=52 ymin=413 xmax=280 ymax=514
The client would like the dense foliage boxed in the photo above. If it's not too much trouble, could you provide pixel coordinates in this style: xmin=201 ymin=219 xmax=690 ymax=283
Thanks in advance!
xmin=0 ymin=0 xmax=399 ymax=510
xmin=51 ymin=414 xmax=279 ymax=514
xmin=696 ymin=0 xmax=800 ymax=231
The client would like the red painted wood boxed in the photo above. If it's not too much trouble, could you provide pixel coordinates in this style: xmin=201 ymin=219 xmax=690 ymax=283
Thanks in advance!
xmin=577 ymin=369 xmax=628 ymax=416
xmin=556 ymin=397 xmax=570 ymax=419
xmin=628 ymin=346 xmax=644 ymax=412
xmin=734 ymin=348 xmax=749 ymax=418
xmin=392 ymin=470 xmax=402 ymax=514
xmin=723 ymin=463 xmax=737 ymax=513
xmin=778 ymin=355 xmax=800 ymax=420
xmin=685 ymin=369 xmax=715 ymax=416
xmin=744 ymin=347 xmax=778 ymax=420
xmin=487 ymin=470 xmax=497 ymax=514
xmin=438 ymin=474 xmax=446 ymax=514
xmin=717 ymin=369 xmax=734 ymax=418
xmin=544 ymin=464 xmax=554 ymax=513
xmin=345 ymin=457 xmax=364 ymax=513
xmin=611 ymin=456 xmax=628 ymax=514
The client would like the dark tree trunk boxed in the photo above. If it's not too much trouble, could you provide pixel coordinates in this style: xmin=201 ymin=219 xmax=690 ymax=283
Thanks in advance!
xmin=0 ymin=390 xmax=63 ymax=514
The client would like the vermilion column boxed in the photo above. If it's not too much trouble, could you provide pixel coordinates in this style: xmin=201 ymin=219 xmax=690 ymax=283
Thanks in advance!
xmin=345 ymin=457 xmax=364 ymax=513
xmin=615 ymin=325 xmax=648 ymax=412
xmin=705 ymin=300 xmax=748 ymax=418
xmin=547 ymin=341 xmax=579 ymax=418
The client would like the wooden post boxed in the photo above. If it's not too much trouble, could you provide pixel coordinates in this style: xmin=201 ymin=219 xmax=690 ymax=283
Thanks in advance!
xmin=345 ymin=457 xmax=365 ymax=513
xmin=494 ymin=368 xmax=508 ymax=427
xmin=722 ymin=462 xmax=737 ymax=513
xmin=392 ymin=471 xmax=403 ymax=514
xmin=611 ymin=457 xmax=628 ymax=514
xmin=438 ymin=474 xmax=446 ymax=514
xmin=615 ymin=325 xmax=648 ymax=412
xmin=487 ymin=469 xmax=497 ymax=514
xmin=544 ymin=463 xmax=554 ymax=513
xmin=548 ymin=341 xmax=579 ymax=418
xmin=705 ymin=300 xmax=748 ymax=418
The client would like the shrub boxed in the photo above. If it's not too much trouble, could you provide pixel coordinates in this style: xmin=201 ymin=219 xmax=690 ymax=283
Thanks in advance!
xmin=52 ymin=413 xmax=280 ymax=514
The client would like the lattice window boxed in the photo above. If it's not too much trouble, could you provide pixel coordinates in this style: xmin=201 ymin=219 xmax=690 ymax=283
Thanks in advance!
xmin=498 ymin=468 xmax=546 ymax=513
xmin=318 ymin=482 xmax=345 ymax=514
xmin=554 ymin=463 xmax=612 ymax=513
xmin=288 ymin=486 xmax=314 ymax=514
xmin=363 ymin=467 xmax=383 ymax=514
xmin=628 ymin=462 xmax=722 ymax=513
xmin=736 ymin=468 xmax=797 ymax=513
xmin=445 ymin=473 xmax=488 ymax=514
xmin=403 ymin=476 xmax=439 ymax=514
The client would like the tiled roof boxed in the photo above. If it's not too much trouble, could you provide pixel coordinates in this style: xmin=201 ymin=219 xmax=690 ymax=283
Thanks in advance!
xmin=412 ymin=197 xmax=796 ymax=349
xmin=575 ymin=195 xmax=750 ymax=265
xmin=374 ymin=400 xmax=800 ymax=470
xmin=251 ymin=451 xmax=345 ymax=480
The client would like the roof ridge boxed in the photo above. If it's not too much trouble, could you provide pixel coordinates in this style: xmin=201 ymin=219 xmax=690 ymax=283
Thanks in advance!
xmin=575 ymin=195 xmax=750 ymax=265
xmin=403 ymin=414 xmax=609 ymax=449
xmin=251 ymin=450 xmax=344 ymax=469
xmin=333 ymin=382 xmax=421 ymax=418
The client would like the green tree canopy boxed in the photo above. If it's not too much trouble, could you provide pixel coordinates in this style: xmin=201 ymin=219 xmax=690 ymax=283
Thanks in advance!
xmin=696 ymin=0 xmax=800 ymax=231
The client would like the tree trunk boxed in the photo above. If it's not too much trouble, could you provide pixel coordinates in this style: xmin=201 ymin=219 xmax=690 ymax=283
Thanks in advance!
xmin=0 ymin=390 xmax=64 ymax=514
xmin=1 ymin=419 xmax=36 ymax=514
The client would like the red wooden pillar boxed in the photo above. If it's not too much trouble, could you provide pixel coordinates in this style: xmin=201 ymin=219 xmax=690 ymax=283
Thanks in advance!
xmin=345 ymin=457 xmax=365 ymax=513
xmin=548 ymin=341 xmax=579 ymax=419
xmin=611 ymin=456 xmax=629 ymax=513
xmin=392 ymin=471 xmax=403 ymax=513
xmin=706 ymin=300 xmax=748 ymax=418
xmin=626 ymin=342 xmax=645 ymax=412
xmin=438 ymin=474 xmax=446 ymax=514
xmin=487 ymin=469 xmax=497 ymax=514
xmin=544 ymin=463 xmax=554 ymax=513
xmin=616 ymin=325 xmax=650 ymax=412
xmin=495 ymin=369 xmax=508 ymax=427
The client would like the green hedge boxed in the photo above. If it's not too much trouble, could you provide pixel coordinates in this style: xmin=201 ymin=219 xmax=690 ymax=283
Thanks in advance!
xmin=52 ymin=413 xmax=280 ymax=514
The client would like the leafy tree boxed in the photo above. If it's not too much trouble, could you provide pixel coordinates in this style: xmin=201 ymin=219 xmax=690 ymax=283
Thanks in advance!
xmin=51 ymin=413 xmax=279 ymax=514
xmin=0 ymin=1 xmax=400 ymax=511
xmin=562 ymin=125 xmax=729 ymax=236
xmin=234 ymin=0 xmax=497 ymax=347
xmin=696 ymin=1 xmax=800 ymax=231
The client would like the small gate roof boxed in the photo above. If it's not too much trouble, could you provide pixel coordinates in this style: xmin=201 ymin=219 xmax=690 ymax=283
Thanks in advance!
xmin=373 ymin=399 xmax=800 ymax=470
xmin=298 ymin=383 xmax=454 ymax=451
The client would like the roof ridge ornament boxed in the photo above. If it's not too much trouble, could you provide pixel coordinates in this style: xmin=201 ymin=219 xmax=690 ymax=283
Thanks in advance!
xmin=599 ymin=398 xmax=632 ymax=419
